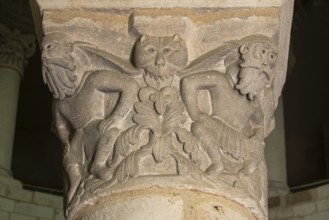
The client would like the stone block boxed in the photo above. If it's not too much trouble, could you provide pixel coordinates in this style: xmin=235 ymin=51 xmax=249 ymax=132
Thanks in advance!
xmin=293 ymin=202 xmax=316 ymax=217
xmin=33 ymin=192 xmax=63 ymax=209
xmin=14 ymin=202 xmax=54 ymax=219
xmin=0 ymin=182 xmax=7 ymax=196
xmin=268 ymin=208 xmax=277 ymax=219
xmin=269 ymin=196 xmax=281 ymax=208
xmin=34 ymin=0 xmax=283 ymax=11
xmin=276 ymin=207 xmax=293 ymax=219
xmin=10 ymin=213 xmax=37 ymax=220
xmin=0 ymin=176 xmax=22 ymax=188
xmin=316 ymin=184 xmax=329 ymax=200
xmin=0 ymin=210 xmax=9 ymax=220
xmin=54 ymin=209 xmax=65 ymax=220
xmin=7 ymin=186 xmax=32 ymax=202
xmin=316 ymin=197 xmax=329 ymax=212
xmin=0 ymin=197 xmax=15 ymax=212
xmin=304 ymin=210 xmax=329 ymax=220
xmin=287 ymin=190 xmax=314 ymax=205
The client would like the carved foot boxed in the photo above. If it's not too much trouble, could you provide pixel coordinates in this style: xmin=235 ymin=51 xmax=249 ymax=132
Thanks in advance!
xmin=205 ymin=161 xmax=224 ymax=176
xmin=98 ymin=117 xmax=122 ymax=134
xmin=92 ymin=165 xmax=116 ymax=181
xmin=66 ymin=164 xmax=82 ymax=203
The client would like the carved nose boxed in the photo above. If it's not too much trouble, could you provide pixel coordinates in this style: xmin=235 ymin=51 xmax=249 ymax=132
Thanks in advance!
xmin=156 ymin=54 xmax=165 ymax=67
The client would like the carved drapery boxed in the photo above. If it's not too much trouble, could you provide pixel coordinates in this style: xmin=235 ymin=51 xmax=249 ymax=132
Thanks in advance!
xmin=31 ymin=1 xmax=294 ymax=219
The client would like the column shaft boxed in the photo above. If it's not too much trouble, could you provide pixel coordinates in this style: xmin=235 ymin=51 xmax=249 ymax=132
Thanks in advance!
xmin=266 ymin=98 xmax=289 ymax=197
xmin=0 ymin=24 xmax=35 ymax=179
xmin=0 ymin=68 xmax=21 ymax=176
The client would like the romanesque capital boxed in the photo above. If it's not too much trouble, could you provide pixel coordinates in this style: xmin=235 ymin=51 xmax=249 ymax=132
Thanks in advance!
xmin=31 ymin=1 xmax=294 ymax=219
xmin=0 ymin=24 xmax=35 ymax=77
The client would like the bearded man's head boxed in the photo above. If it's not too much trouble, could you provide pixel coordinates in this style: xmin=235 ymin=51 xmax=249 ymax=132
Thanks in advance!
xmin=42 ymin=32 xmax=78 ymax=100
xmin=235 ymin=41 xmax=277 ymax=100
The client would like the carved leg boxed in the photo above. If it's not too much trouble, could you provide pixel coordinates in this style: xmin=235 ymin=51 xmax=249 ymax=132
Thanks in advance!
xmin=66 ymin=164 xmax=82 ymax=203
xmin=90 ymin=128 xmax=121 ymax=180
xmin=191 ymin=121 xmax=224 ymax=176
xmin=63 ymin=129 xmax=85 ymax=203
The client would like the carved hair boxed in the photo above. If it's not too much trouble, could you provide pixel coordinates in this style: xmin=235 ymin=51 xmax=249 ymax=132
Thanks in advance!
xmin=41 ymin=32 xmax=90 ymax=99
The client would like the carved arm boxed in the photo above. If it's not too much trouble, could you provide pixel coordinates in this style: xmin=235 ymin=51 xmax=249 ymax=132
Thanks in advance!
xmin=181 ymin=71 xmax=227 ymax=121
xmin=87 ymin=70 xmax=140 ymax=132
xmin=52 ymin=101 xmax=72 ymax=145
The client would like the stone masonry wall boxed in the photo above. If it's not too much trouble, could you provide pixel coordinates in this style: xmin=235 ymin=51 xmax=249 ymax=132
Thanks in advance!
xmin=0 ymin=182 xmax=64 ymax=220
xmin=269 ymin=183 xmax=329 ymax=220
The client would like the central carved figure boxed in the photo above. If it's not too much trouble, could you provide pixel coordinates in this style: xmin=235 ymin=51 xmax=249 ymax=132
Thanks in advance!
xmin=41 ymin=32 xmax=278 ymax=219
xmin=134 ymin=34 xmax=188 ymax=88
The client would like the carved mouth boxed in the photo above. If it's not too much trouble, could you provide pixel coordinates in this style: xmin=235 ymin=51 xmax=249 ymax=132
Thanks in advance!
xmin=147 ymin=67 xmax=174 ymax=80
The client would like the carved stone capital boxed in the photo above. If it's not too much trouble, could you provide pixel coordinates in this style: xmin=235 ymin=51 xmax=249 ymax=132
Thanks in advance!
xmin=0 ymin=24 xmax=36 ymax=77
xmin=31 ymin=1 xmax=294 ymax=219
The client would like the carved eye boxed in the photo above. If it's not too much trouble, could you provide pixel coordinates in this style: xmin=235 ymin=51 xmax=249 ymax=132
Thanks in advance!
xmin=148 ymin=48 xmax=156 ymax=54
xmin=45 ymin=43 xmax=54 ymax=50
xmin=269 ymin=53 xmax=276 ymax=60
xmin=262 ymin=49 xmax=266 ymax=54
xmin=163 ymin=48 xmax=171 ymax=54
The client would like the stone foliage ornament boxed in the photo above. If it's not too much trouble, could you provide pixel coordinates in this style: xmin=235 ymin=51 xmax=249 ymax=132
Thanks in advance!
xmin=0 ymin=24 xmax=35 ymax=75
xmin=42 ymin=30 xmax=278 ymax=219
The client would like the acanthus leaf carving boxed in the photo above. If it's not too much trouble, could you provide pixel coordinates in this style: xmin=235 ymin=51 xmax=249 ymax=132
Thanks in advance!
xmin=42 ymin=31 xmax=277 ymax=218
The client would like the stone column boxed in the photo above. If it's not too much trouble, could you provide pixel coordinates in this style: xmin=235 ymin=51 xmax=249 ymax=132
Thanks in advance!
xmin=265 ymin=97 xmax=289 ymax=198
xmin=0 ymin=24 xmax=35 ymax=183
xmin=30 ymin=1 xmax=294 ymax=219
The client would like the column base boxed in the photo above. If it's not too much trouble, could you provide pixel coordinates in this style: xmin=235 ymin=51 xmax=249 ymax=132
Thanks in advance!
xmin=74 ymin=188 xmax=258 ymax=220
xmin=268 ymin=180 xmax=289 ymax=198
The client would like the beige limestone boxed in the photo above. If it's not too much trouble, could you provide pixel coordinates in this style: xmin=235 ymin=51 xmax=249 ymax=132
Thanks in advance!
xmin=34 ymin=0 xmax=282 ymax=11
xmin=75 ymin=189 xmax=257 ymax=220
xmin=265 ymin=98 xmax=289 ymax=198
xmin=30 ymin=0 xmax=294 ymax=219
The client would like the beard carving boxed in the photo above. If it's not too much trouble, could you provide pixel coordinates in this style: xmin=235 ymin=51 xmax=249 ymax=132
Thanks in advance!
xmin=235 ymin=42 xmax=277 ymax=100
xmin=42 ymin=36 xmax=78 ymax=100
xmin=236 ymin=68 xmax=268 ymax=100
xmin=42 ymin=54 xmax=77 ymax=100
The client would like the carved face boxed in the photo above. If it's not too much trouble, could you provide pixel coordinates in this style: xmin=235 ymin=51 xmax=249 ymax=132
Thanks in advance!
xmin=236 ymin=42 xmax=277 ymax=100
xmin=42 ymin=33 xmax=77 ymax=100
xmin=133 ymin=34 xmax=188 ymax=80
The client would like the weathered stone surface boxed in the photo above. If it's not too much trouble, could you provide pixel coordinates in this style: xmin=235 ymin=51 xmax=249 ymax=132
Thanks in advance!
xmin=34 ymin=0 xmax=283 ymax=11
xmin=293 ymin=203 xmax=316 ymax=217
xmin=10 ymin=213 xmax=37 ymax=220
xmin=7 ymin=186 xmax=33 ymax=202
xmin=33 ymin=192 xmax=63 ymax=209
xmin=75 ymin=189 xmax=256 ymax=220
xmin=31 ymin=0 xmax=294 ymax=219
xmin=0 ymin=210 xmax=9 ymax=220
xmin=0 ymin=197 xmax=15 ymax=212
xmin=14 ymin=202 xmax=54 ymax=219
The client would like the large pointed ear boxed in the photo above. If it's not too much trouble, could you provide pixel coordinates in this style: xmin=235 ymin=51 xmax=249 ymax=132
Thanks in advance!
xmin=173 ymin=34 xmax=182 ymax=42
xmin=63 ymin=42 xmax=73 ymax=53
xmin=239 ymin=44 xmax=249 ymax=55
xmin=140 ymin=34 xmax=149 ymax=44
